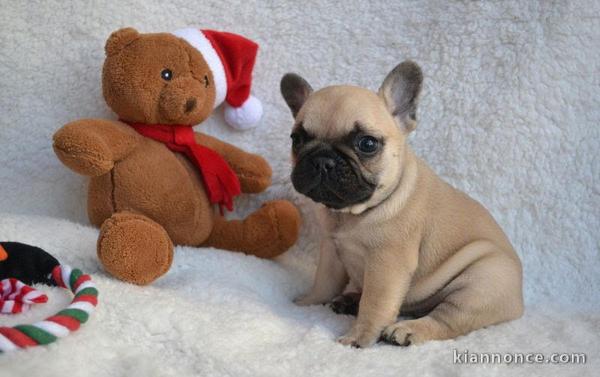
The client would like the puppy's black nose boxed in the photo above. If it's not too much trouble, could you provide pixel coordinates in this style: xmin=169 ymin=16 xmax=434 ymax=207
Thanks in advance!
xmin=312 ymin=156 xmax=336 ymax=172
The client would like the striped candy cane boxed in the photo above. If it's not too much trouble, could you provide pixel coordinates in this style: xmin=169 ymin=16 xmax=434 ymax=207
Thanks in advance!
xmin=1 ymin=278 xmax=49 ymax=314
xmin=0 ymin=265 xmax=99 ymax=353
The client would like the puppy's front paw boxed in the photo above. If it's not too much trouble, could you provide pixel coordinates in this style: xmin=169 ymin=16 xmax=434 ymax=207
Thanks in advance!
xmin=337 ymin=325 xmax=380 ymax=348
xmin=337 ymin=334 xmax=362 ymax=348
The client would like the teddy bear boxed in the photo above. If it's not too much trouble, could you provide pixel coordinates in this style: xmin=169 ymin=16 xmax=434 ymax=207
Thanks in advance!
xmin=52 ymin=27 xmax=301 ymax=285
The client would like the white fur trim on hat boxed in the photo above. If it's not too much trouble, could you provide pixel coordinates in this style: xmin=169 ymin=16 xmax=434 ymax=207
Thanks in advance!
xmin=223 ymin=95 xmax=263 ymax=130
xmin=172 ymin=28 xmax=227 ymax=108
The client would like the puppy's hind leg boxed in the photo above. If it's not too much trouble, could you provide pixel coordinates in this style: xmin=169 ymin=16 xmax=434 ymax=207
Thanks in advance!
xmin=329 ymin=292 xmax=361 ymax=316
xmin=382 ymin=250 xmax=523 ymax=346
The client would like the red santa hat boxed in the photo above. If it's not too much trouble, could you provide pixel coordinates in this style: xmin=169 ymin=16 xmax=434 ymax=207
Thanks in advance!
xmin=172 ymin=28 xmax=263 ymax=130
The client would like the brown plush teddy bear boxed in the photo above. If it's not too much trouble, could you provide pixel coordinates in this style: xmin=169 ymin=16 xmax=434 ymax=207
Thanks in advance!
xmin=52 ymin=27 xmax=301 ymax=285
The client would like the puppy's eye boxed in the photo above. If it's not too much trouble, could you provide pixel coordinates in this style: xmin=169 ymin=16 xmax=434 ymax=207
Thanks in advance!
xmin=356 ymin=136 xmax=379 ymax=155
xmin=161 ymin=69 xmax=173 ymax=81
xmin=204 ymin=75 xmax=210 ymax=88
xmin=290 ymin=131 xmax=303 ymax=149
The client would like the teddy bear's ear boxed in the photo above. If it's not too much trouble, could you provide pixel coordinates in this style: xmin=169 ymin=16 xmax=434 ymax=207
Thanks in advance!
xmin=105 ymin=28 xmax=139 ymax=56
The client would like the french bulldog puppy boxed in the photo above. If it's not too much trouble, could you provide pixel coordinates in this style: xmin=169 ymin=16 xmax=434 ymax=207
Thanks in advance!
xmin=280 ymin=61 xmax=523 ymax=348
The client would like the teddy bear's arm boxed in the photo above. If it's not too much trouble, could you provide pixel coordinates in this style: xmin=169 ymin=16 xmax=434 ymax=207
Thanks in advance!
xmin=53 ymin=119 xmax=141 ymax=177
xmin=195 ymin=132 xmax=272 ymax=193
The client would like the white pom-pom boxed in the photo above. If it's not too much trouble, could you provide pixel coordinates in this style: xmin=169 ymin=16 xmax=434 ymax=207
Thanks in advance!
xmin=223 ymin=95 xmax=263 ymax=130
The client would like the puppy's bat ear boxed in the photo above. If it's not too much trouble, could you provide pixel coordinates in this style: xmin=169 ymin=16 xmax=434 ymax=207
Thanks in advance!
xmin=280 ymin=73 xmax=313 ymax=118
xmin=379 ymin=61 xmax=423 ymax=133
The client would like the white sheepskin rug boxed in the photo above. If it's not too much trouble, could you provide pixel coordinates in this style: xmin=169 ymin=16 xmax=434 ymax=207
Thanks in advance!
xmin=0 ymin=1 xmax=598 ymax=376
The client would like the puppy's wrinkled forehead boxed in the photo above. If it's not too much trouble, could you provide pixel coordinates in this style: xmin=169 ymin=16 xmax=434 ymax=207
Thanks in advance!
xmin=297 ymin=85 xmax=392 ymax=138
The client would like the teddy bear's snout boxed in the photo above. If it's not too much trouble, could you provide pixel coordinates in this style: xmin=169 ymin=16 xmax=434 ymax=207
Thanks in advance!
xmin=158 ymin=77 xmax=207 ymax=122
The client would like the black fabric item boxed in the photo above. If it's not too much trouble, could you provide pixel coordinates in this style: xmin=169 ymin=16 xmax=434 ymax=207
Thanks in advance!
xmin=0 ymin=242 xmax=60 ymax=286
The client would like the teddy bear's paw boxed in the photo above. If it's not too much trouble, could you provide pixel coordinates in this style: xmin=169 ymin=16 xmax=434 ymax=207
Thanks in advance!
xmin=223 ymin=200 xmax=300 ymax=258
xmin=53 ymin=122 xmax=115 ymax=176
xmin=237 ymin=154 xmax=273 ymax=194
xmin=98 ymin=212 xmax=174 ymax=285
xmin=258 ymin=200 xmax=302 ymax=256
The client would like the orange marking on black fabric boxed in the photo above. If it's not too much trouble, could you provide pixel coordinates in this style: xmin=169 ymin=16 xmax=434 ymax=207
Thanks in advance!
xmin=0 ymin=244 xmax=7 ymax=261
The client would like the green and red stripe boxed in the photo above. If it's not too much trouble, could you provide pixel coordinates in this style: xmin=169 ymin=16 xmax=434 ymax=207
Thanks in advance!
xmin=0 ymin=265 xmax=99 ymax=353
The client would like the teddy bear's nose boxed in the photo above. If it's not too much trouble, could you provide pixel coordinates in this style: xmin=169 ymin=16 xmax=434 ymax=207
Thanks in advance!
xmin=184 ymin=98 xmax=197 ymax=113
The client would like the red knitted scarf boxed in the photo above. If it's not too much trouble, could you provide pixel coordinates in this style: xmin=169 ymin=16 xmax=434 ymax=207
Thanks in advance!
xmin=124 ymin=121 xmax=241 ymax=212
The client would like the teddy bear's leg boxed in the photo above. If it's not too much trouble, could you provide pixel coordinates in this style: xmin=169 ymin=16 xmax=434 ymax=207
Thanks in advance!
xmin=97 ymin=211 xmax=174 ymax=285
xmin=203 ymin=200 xmax=301 ymax=258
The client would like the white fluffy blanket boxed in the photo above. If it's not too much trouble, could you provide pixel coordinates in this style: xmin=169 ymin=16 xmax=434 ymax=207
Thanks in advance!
xmin=0 ymin=1 xmax=598 ymax=376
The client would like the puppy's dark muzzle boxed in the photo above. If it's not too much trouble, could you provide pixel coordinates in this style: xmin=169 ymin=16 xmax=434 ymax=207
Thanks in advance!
xmin=291 ymin=148 xmax=375 ymax=209
xmin=291 ymin=148 xmax=337 ymax=193
xmin=312 ymin=156 xmax=336 ymax=173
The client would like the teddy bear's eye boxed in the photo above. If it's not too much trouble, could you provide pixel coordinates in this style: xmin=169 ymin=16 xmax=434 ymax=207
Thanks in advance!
xmin=204 ymin=75 xmax=210 ymax=88
xmin=161 ymin=69 xmax=173 ymax=81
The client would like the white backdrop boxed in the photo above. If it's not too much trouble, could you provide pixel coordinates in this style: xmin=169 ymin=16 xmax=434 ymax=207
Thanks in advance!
xmin=0 ymin=1 xmax=598 ymax=376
